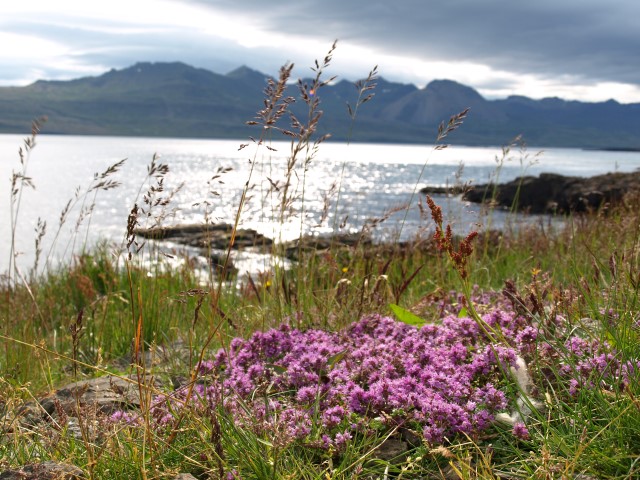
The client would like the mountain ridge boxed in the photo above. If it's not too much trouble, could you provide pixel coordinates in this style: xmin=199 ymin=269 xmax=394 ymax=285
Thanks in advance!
xmin=1 ymin=62 xmax=639 ymax=149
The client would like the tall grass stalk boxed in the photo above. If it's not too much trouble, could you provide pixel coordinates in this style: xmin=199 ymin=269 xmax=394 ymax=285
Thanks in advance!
xmin=8 ymin=117 xmax=46 ymax=287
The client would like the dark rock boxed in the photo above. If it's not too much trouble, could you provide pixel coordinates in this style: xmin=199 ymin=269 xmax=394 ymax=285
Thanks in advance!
xmin=372 ymin=437 xmax=409 ymax=464
xmin=399 ymin=427 xmax=422 ymax=447
xmin=138 ymin=222 xmax=377 ymax=263
xmin=283 ymin=232 xmax=372 ymax=260
xmin=209 ymin=252 xmax=238 ymax=279
xmin=419 ymin=184 xmax=469 ymax=196
xmin=431 ymin=170 xmax=640 ymax=214
xmin=462 ymin=173 xmax=568 ymax=213
xmin=0 ymin=461 xmax=84 ymax=479
xmin=8 ymin=402 xmax=43 ymax=428
xmin=135 ymin=223 xmax=273 ymax=250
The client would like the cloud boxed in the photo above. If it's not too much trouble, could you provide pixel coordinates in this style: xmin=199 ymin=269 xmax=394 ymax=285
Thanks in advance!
xmin=1 ymin=0 xmax=639 ymax=102
xmin=185 ymin=0 xmax=640 ymax=87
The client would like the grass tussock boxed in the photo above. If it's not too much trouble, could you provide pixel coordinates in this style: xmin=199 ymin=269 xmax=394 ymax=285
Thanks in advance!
xmin=1 ymin=43 xmax=639 ymax=479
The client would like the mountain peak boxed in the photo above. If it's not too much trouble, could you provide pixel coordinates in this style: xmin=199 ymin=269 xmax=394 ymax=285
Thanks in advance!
xmin=227 ymin=65 xmax=260 ymax=76
xmin=424 ymin=79 xmax=484 ymax=101
xmin=226 ymin=65 xmax=269 ymax=85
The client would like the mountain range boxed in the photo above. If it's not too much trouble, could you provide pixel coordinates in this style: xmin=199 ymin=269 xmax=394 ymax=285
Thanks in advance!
xmin=1 ymin=61 xmax=639 ymax=149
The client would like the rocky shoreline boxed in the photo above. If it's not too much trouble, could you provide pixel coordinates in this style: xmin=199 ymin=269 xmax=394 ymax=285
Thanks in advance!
xmin=130 ymin=171 xmax=640 ymax=273
xmin=135 ymin=224 xmax=373 ymax=262
xmin=421 ymin=170 xmax=640 ymax=214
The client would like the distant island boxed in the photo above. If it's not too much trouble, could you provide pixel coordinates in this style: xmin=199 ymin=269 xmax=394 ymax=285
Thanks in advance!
xmin=1 ymin=61 xmax=639 ymax=149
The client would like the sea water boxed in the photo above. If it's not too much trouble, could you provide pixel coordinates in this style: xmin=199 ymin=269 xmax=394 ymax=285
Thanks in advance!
xmin=1 ymin=134 xmax=638 ymax=275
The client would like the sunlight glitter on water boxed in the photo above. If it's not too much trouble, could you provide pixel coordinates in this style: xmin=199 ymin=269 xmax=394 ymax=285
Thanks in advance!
xmin=1 ymin=134 xmax=638 ymax=274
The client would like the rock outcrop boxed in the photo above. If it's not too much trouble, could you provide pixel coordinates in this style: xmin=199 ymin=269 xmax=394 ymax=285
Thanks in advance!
xmin=136 ymin=223 xmax=373 ymax=261
xmin=283 ymin=232 xmax=371 ymax=260
xmin=422 ymin=170 xmax=640 ymax=214
xmin=135 ymin=223 xmax=272 ymax=250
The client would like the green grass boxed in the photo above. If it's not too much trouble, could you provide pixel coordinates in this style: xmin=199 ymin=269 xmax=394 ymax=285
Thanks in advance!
xmin=1 ymin=46 xmax=640 ymax=479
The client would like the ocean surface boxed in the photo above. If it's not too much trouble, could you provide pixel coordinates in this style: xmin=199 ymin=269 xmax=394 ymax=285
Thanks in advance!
xmin=2 ymin=134 xmax=639 ymax=275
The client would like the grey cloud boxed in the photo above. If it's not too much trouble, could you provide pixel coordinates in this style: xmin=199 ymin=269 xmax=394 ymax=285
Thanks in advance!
xmin=184 ymin=0 xmax=640 ymax=86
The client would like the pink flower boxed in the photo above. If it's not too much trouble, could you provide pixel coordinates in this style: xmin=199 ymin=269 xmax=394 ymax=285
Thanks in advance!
xmin=512 ymin=422 xmax=530 ymax=440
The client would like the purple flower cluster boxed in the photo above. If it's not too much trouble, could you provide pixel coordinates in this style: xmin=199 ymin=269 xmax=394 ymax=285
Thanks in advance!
xmin=108 ymin=291 xmax=639 ymax=450
xmin=145 ymin=314 xmax=522 ymax=445
xmin=108 ymin=410 xmax=141 ymax=426
xmin=561 ymin=336 xmax=640 ymax=395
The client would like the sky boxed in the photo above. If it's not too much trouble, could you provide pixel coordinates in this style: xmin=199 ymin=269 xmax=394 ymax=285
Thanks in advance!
xmin=2 ymin=0 xmax=640 ymax=103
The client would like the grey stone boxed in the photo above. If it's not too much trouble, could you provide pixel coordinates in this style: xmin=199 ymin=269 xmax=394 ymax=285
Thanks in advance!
xmin=39 ymin=374 xmax=163 ymax=417
xmin=0 ymin=461 xmax=84 ymax=479
xmin=3 ymin=401 xmax=44 ymax=429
